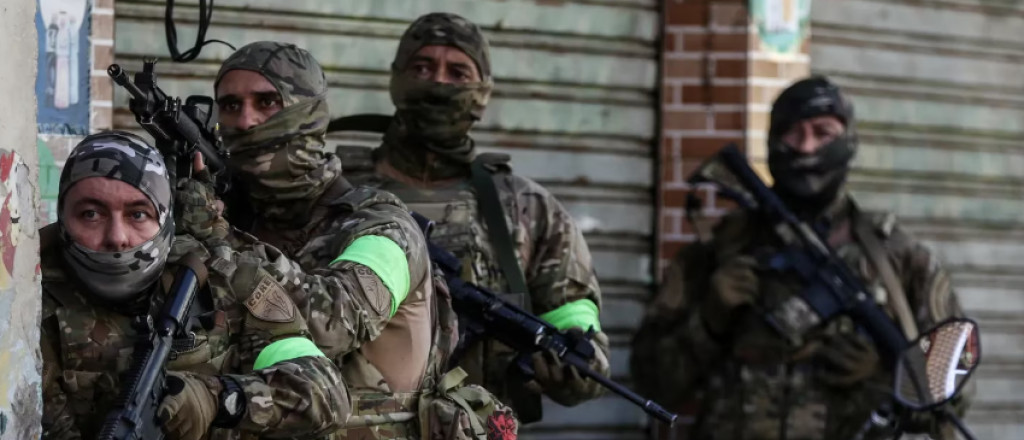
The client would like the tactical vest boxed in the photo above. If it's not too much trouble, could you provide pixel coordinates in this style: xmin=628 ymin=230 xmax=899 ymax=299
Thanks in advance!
xmin=40 ymin=229 xmax=256 ymax=440
xmin=340 ymin=144 xmax=541 ymax=421
xmin=689 ymin=206 xmax=908 ymax=440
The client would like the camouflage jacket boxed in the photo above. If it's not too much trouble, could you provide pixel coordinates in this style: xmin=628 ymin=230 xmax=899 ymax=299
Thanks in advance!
xmin=339 ymin=145 xmax=610 ymax=412
xmin=39 ymin=225 xmax=349 ymax=440
xmin=231 ymin=177 xmax=449 ymax=438
xmin=630 ymin=198 xmax=972 ymax=440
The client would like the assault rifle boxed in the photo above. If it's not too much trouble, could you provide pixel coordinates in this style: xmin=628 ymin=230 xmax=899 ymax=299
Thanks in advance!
xmin=95 ymin=256 xmax=209 ymax=440
xmin=410 ymin=212 xmax=678 ymax=427
xmin=686 ymin=143 xmax=908 ymax=364
xmin=107 ymin=59 xmax=230 ymax=195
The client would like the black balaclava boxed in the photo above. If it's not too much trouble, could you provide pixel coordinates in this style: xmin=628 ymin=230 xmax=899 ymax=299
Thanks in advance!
xmin=767 ymin=76 xmax=857 ymax=219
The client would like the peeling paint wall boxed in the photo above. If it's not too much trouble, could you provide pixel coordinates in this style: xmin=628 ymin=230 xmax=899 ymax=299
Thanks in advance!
xmin=0 ymin=0 xmax=43 ymax=439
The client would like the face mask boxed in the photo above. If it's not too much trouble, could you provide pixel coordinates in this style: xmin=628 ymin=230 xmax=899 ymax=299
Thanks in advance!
xmin=387 ymin=75 xmax=492 ymax=160
xmin=220 ymin=95 xmax=337 ymax=205
xmin=61 ymin=222 xmax=173 ymax=303
xmin=768 ymin=134 xmax=856 ymax=212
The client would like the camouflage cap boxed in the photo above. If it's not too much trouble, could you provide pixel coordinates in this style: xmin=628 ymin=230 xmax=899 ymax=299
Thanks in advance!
xmin=57 ymin=131 xmax=174 ymax=303
xmin=392 ymin=13 xmax=492 ymax=82
xmin=215 ymin=41 xmax=329 ymax=107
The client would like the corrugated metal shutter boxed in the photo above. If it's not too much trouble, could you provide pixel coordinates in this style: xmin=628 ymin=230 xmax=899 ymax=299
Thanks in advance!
xmin=811 ymin=1 xmax=1024 ymax=438
xmin=113 ymin=0 xmax=661 ymax=438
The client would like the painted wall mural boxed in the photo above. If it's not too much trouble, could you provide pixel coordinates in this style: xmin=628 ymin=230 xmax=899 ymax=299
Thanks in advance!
xmin=35 ymin=0 xmax=91 ymax=135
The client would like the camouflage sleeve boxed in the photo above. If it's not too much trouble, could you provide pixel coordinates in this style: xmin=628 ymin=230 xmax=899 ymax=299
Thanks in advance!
xmin=182 ymin=234 xmax=352 ymax=437
xmin=212 ymin=200 xmax=430 ymax=361
xmin=40 ymin=305 xmax=82 ymax=440
xmin=629 ymin=241 xmax=725 ymax=409
xmin=506 ymin=174 xmax=609 ymax=404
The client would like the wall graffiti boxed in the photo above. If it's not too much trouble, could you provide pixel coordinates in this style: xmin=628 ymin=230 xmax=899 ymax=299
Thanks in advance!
xmin=35 ymin=0 xmax=91 ymax=135
xmin=0 ymin=151 xmax=27 ymax=288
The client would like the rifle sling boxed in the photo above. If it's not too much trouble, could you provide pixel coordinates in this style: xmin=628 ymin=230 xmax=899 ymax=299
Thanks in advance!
xmin=469 ymin=157 xmax=530 ymax=303
xmin=852 ymin=212 xmax=919 ymax=340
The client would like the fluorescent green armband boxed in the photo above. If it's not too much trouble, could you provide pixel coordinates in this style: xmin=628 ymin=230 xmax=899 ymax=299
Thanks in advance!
xmin=330 ymin=235 xmax=410 ymax=317
xmin=539 ymin=299 xmax=602 ymax=332
xmin=253 ymin=337 xmax=326 ymax=370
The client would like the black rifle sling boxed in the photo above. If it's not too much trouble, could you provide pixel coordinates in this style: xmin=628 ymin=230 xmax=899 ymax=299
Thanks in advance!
xmin=469 ymin=156 xmax=531 ymax=304
xmin=470 ymin=155 xmax=543 ymax=424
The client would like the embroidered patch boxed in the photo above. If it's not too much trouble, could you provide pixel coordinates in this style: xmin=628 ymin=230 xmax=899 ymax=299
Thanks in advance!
xmin=244 ymin=275 xmax=295 ymax=323
xmin=355 ymin=266 xmax=390 ymax=316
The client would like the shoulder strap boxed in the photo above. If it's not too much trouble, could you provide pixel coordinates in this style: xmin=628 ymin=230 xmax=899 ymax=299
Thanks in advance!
xmin=852 ymin=211 xmax=919 ymax=340
xmin=469 ymin=156 xmax=529 ymax=300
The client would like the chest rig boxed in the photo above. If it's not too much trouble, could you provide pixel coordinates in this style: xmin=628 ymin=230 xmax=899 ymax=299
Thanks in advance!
xmin=40 ymin=246 xmax=240 ymax=439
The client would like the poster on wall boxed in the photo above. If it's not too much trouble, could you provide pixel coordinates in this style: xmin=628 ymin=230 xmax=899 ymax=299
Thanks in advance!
xmin=34 ymin=0 xmax=91 ymax=136
xmin=750 ymin=0 xmax=811 ymax=55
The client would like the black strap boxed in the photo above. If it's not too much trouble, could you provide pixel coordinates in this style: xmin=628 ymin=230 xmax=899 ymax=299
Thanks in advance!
xmin=470 ymin=157 xmax=530 ymax=299
xmin=326 ymin=114 xmax=393 ymax=134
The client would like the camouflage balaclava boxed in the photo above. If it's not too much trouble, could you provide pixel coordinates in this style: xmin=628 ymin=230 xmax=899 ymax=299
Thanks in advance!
xmin=768 ymin=76 xmax=857 ymax=218
xmin=58 ymin=131 xmax=174 ymax=303
xmin=214 ymin=41 xmax=340 ymax=228
xmin=384 ymin=12 xmax=494 ymax=178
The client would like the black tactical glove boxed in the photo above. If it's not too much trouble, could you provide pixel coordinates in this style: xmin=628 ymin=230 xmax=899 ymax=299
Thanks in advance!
xmin=815 ymin=332 xmax=880 ymax=388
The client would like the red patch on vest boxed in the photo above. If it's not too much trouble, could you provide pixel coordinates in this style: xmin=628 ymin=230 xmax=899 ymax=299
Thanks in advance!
xmin=486 ymin=410 xmax=517 ymax=440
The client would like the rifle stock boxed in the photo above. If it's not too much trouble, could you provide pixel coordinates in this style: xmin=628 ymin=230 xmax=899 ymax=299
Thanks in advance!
xmin=410 ymin=212 xmax=678 ymax=426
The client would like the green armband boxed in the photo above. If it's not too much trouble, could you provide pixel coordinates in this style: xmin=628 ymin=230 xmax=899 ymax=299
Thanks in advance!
xmin=330 ymin=235 xmax=411 ymax=317
xmin=253 ymin=337 xmax=326 ymax=370
xmin=539 ymin=299 xmax=602 ymax=332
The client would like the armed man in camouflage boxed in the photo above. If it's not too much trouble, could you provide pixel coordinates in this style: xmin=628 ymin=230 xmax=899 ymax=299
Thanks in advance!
xmin=40 ymin=131 xmax=349 ymax=440
xmin=208 ymin=41 xmax=518 ymax=438
xmin=333 ymin=12 xmax=610 ymax=423
xmin=630 ymin=76 xmax=973 ymax=440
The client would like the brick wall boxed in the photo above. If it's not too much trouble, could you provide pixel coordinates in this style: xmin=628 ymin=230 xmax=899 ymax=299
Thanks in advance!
xmin=656 ymin=0 xmax=809 ymax=277
xmin=652 ymin=0 xmax=809 ymax=436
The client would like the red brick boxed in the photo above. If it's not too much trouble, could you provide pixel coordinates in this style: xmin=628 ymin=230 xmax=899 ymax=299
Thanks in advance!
xmin=682 ymin=33 xmax=747 ymax=53
xmin=665 ymin=59 xmax=701 ymax=79
xmin=91 ymin=12 xmax=114 ymax=39
xmin=663 ymin=83 xmax=678 ymax=105
xmin=715 ymin=59 xmax=747 ymax=78
xmin=664 ymin=30 xmax=678 ymax=53
xmin=663 ymin=110 xmax=709 ymax=131
xmin=681 ymin=85 xmax=745 ymax=104
xmin=661 ymin=135 xmax=678 ymax=156
xmin=661 ymin=155 xmax=684 ymax=184
xmin=714 ymin=110 xmax=745 ymax=131
xmin=665 ymin=2 xmax=708 ymax=26
xmin=93 ymin=45 xmax=114 ymax=73
xmin=662 ymin=187 xmax=710 ymax=212
xmin=711 ymin=3 xmax=749 ymax=27
xmin=750 ymin=59 xmax=780 ymax=78
xmin=90 ymin=76 xmax=113 ymax=102
xmin=680 ymin=137 xmax=740 ymax=159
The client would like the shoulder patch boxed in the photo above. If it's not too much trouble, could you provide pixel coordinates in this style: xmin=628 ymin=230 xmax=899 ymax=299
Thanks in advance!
xmin=244 ymin=275 xmax=296 ymax=323
xmin=355 ymin=266 xmax=391 ymax=316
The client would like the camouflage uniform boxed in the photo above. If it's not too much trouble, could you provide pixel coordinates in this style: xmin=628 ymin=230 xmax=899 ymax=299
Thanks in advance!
xmin=339 ymin=13 xmax=610 ymax=416
xmin=41 ymin=132 xmax=349 ymax=440
xmin=630 ymin=77 xmax=972 ymax=440
xmin=211 ymin=42 xmax=509 ymax=438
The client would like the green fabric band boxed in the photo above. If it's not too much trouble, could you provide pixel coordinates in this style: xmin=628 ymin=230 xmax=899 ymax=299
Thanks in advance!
xmin=539 ymin=299 xmax=602 ymax=332
xmin=253 ymin=337 xmax=326 ymax=370
xmin=331 ymin=235 xmax=410 ymax=317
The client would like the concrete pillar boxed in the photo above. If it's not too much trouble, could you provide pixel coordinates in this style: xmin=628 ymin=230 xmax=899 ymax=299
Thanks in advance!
xmin=652 ymin=0 xmax=810 ymax=438
xmin=0 ymin=0 xmax=43 ymax=438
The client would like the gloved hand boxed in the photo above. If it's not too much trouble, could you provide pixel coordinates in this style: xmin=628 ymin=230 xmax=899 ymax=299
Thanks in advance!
xmin=158 ymin=371 xmax=221 ymax=440
xmin=702 ymin=255 xmax=760 ymax=337
xmin=175 ymin=153 xmax=229 ymax=242
xmin=815 ymin=332 xmax=880 ymax=388
xmin=524 ymin=328 xmax=610 ymax=405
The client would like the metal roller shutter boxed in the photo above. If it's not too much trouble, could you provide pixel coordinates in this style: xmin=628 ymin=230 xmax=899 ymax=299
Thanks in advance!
xmin=811 ymin=0 xmax=1024 ymax=438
